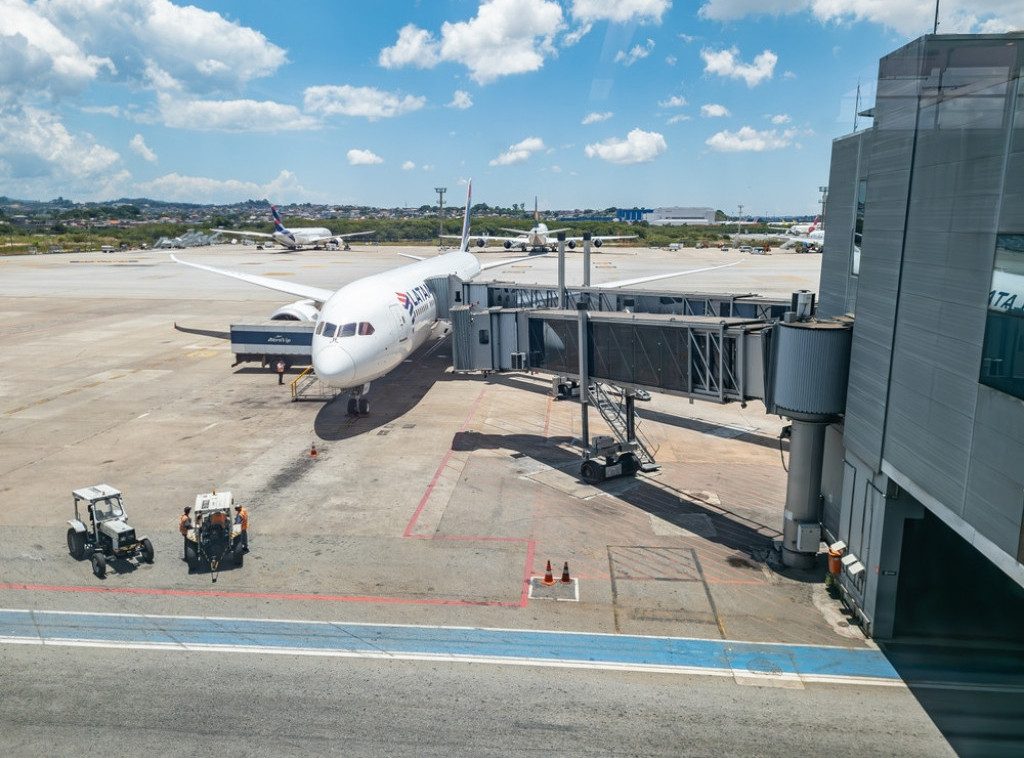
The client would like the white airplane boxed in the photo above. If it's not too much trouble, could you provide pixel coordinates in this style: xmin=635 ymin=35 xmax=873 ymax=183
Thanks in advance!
xmin=781 ymin=217 xmax=824 ymax=250
xmin=174 ymin=181 xmax=740 ymax=416
xmin=450 ymin=198 xmax=637 ymax=252
xmin=212 ymin=205 xmax=375 ymax=250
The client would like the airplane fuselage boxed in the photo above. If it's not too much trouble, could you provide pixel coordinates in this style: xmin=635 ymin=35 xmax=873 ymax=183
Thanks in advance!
xmin=311 ymin=250 xmax=482 ymax=388
xmin=274 ymin=227 xmax=333 ymax=249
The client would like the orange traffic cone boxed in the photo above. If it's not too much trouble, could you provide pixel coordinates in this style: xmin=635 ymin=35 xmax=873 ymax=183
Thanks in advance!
xmin=560 ymin=562 xmax=571 ymax=583
xmin=310 ymin=443 xmax=318 ymax=457
xmin=541 ymin=560 xmax=555 ymax=586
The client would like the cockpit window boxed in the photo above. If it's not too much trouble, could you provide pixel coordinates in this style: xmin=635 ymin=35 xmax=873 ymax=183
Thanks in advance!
xmin=315 ymin=321 xmax=325 ymax=336
xmin=322 ymin=322 xmax=338 ymax=338
xmin=340 ymin=322 xmax=357 ymax=338
xmin=358 ymin=322 xmax=375 ymax=335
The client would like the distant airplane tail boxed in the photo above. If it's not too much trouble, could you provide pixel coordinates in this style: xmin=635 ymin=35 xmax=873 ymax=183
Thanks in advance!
xmin=807 ymin=216 xmax=820 ymax=234
xmin=459 ymin=180 xmax=473 ymax=252
xmin=270 ymin=205 xmax=288 ymax=234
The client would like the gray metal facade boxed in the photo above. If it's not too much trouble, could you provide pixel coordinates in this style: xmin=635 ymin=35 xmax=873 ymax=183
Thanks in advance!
xmin=820 ymin=33 xmax=1024 ymax=635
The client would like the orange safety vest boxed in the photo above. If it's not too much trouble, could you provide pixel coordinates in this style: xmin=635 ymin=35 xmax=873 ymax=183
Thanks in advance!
xmin=235 ymin=507 xmax=248 ymax=531
xmin=210 ymin=510 xmax=227 ymax=527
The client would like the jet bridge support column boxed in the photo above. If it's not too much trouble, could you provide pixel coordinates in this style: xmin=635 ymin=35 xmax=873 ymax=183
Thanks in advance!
xmin=557 ymin=232 xmax=567 ymax=309
xmin=771 ymin=317 xmax=852 ymax=569
xmin=578 ymin=302 xmax=590 ymax=454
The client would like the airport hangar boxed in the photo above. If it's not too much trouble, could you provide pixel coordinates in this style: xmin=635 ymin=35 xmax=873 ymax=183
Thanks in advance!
xmin=439 ymin=32 xmax=1024 ymax=641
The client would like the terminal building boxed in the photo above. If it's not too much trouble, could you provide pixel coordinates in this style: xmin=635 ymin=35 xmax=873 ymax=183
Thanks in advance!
xmin=818 ymin=32 xmax=1024 ymax=639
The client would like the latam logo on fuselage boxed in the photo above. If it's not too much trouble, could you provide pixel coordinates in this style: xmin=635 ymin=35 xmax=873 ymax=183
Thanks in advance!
xmin=396 ymin=284 xmax=434 ymax=323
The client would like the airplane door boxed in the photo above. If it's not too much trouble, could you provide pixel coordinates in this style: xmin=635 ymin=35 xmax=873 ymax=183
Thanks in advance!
xmin=389 ymin=303 xmax=409 ymax=343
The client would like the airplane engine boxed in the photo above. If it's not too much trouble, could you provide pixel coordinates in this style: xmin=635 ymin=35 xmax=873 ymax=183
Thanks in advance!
xmin=269 ymin=299 xmax=319 ymax=321
xmin=567 ymin=240 xmax=577 ymax=249
xmin=593 ymin=238 xmax=604 ymax=248
xmin=504 ymin=241 xmax=513 ymax=250
xmin=476 ymin=238 xmax=487 ymax=247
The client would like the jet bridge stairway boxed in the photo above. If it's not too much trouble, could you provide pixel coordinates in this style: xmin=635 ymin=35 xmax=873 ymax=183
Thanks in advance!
xmin=290 ymin=367 xmax=338 ymax=402
xmin=589 ymin=383 xmax=660 ymax=472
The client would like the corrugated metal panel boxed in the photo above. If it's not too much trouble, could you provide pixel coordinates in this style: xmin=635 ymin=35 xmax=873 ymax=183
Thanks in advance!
xmin=773 ymin=322 xmax=852 ymax=417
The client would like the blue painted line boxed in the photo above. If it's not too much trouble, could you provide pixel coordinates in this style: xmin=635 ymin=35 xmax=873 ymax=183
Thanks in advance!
xmin=0 ymin=609 xmax=900 ymax=683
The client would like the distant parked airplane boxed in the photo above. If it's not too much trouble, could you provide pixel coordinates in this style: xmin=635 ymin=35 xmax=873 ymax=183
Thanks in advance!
xmin=213 ymin=205 xmax=374 ymax=250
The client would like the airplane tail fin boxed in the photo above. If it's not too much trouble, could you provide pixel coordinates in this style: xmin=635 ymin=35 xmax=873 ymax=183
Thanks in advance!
xmin=534 ymin=196 xmax=539 ymax=223
xmin=459 ymin=179 xmax=473 ymax=252
xmin=270 ymin=205 xmax=288 ymax=234
xmin=808 ymin=215 xmax=820 ymax=234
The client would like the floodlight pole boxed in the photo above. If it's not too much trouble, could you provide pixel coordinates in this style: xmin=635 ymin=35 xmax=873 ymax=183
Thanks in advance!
xmin=435 ymin=187 xmax=447 ymax=248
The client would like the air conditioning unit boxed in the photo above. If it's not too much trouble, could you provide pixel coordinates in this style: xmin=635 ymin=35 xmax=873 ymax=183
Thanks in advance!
xmin=510 ymin=352 xmax=527 ymax=370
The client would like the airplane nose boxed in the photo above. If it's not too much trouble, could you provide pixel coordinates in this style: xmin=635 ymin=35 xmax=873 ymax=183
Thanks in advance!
xmin=313 ymin=344 xmax=356 ymax=387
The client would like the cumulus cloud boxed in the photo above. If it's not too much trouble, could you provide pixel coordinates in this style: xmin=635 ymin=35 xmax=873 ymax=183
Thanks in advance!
xmin=701 ymin=103 xmax=731 ymax=117
xmin=614 ymin=39 xmax=655 ymax=66
xmin=701 ymin=47 xmax=777 ymax=87
xmin=448 ymin=90 xmax=473 ymax=109
xmin=697 ymin=0 xmax=1024 ymax=37
xmin=304 ymin=85 xmax=425 ymax=121
xmin=157 ymin=94 xmax=318 ymax=131
xmin=571 ymin=0 xmax=671 ymax=24
xmin=402 ymin=160 xmax=417 ymax=170
xmin=130 ymin=134 xmax=157 ymax=163
xmin=137 ymin=169 xmax=314 ymax=205
xmin=658 ymin=95 xmax=688 ymax=108
xmin=705 ymin=126 xmax=797 ymax=152
xmin=667 ymin=114 xmax=691 ymax=124
xmin=584 ymin=128 xmax=666 ymax=164
xmin=770 ymin=113 xmax=791 ymax=124
xmin=582 ymin=111 xmax=613 ymax=124
xmin=379 ymin=0 xmax=564 ymax=84
xmin=347 ymin=149 xmax=384 ymax=165
xmin=489 ymin=136 xmax=546 ymax=166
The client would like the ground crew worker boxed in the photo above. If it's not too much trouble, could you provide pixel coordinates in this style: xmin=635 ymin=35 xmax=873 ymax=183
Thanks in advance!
xmin=179 ymin=506 xmax=192 ymax=559
xmin=276 ymin=359 xmax=285 ymax=384
xmin=235 ymin=502 xmax=249 ymax=552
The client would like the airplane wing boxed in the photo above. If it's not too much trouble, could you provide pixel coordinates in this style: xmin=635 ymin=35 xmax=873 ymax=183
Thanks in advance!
xmin=592 ymin=260 xmax=743 ymax=289
xmin=171 ymin=255 xmax=336 ymax=304
xmin=211 ymin=228 xmax=273 ymax=240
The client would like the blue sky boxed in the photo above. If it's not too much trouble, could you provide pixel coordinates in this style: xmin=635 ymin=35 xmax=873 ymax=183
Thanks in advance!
xmin=2 ymin=0 xmax=1022 ymax=216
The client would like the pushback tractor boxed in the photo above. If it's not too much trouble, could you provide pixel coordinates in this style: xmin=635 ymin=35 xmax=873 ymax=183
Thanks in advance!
xmin=66 ymin=484 xmax=154 ymax=579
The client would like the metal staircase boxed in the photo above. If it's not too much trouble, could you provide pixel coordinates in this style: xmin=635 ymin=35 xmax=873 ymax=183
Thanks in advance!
xmin=290 ymin=367 xmax=338 ymax=401
xmin=588 ymin=383 xmax=660 ymax=470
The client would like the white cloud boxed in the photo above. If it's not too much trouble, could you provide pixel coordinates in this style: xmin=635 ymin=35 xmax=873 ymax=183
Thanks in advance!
xmin=157 ymin=94 xmax=318 ymax=131
xmin=701 ymin=103 xmax=731 ymax=117
xmin=379 ymin=0 xmax=564 ymax=85
xmin=705 ymin=125 xmax=796 ymax=152
xmin=667 ymin=114 xmax=691 ymax=124
xmin=614 ymin=39 xmax=655 ymax=66
xmin=701 ymin=47 xmax=777 ymax=87
xmin=448 ymin=90 xmax=473 ymax=109
xmin=571 ymin=0 xmax=671 ymax=23
xmin=137 ymin=169 xmax=314 ymax=205
xmin=402 ymin=161 xmax=417 ymax=170
xmin=130 ymin=134 xmax=157 ymax=163
xmin=0 ymin=106 xmax=121 ymax=192
xmin=666 ymin=55 xmax=678 ymax=65
xmin=304 ymin=85 xmax=425 ymax=121
xmin=26 ymin=0 xmax=287 ymax=96
xmin=489 ymin=136 xmax=546 ymax=166
xmin=658 ymin=95 xmax=688 ymax=108
xmin=347 ymin=149 xmax=384 ymax=165
xmin=582 ymin=111 xmax=614 ymax=124
xmin=770 ymin=113 xmax=791 ymax=124
xmin=697 ymin=0 xmax=1024 ymax=37
xmin=584 ymin=128 xmax=666 ymax=164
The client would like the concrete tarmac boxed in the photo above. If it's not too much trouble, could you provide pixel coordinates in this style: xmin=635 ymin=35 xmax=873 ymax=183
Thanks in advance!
xmin=0 ymin=243 xmax=852 ymax=645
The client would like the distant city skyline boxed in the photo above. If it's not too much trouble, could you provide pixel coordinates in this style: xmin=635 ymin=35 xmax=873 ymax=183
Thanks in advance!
xmin=2 ymin=1 xmax=1020 ymax=216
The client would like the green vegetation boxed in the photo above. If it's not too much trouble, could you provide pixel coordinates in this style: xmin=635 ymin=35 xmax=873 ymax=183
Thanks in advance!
xmin=0 ymin=209 xmax=782 ymax=255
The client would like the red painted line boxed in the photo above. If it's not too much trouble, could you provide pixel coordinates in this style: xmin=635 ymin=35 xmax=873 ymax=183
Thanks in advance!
xmin=0 ymin=583 xmax=522 ymax=607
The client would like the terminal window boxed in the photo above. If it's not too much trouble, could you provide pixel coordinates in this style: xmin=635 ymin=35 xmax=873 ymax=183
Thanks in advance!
xmin=980 ymin=235 xmax=1024 ymax=400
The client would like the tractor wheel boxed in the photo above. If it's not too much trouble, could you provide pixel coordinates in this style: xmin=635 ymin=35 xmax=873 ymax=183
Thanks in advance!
xmin=67 ymin=529 xmax=85 ymax=560
xmin=580 ymin=460 xmax=602 ymax=484
xmin=140 ymin=538 xmax=154 ymax=564
xmin=186 ymin=546 xmax=198 ymax=574
xmin=233 ymin=541 xmax=245 ymax=567
xmin=91 ymin=552 xmax=106 ymax=579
